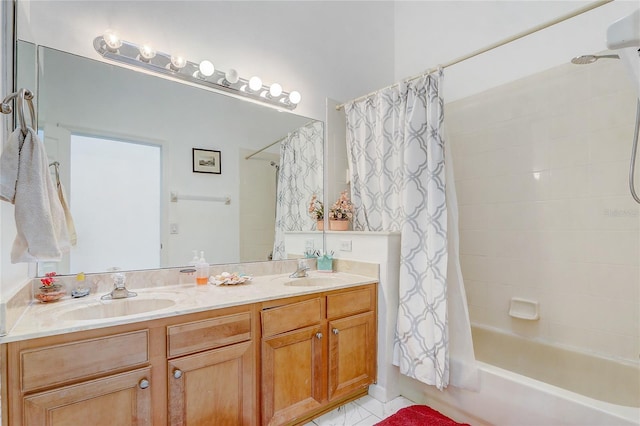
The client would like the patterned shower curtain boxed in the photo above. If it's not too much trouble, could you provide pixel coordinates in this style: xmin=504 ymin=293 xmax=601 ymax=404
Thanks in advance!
xmin=272 ymin=121 xmax=323 ymax=260
xmin=345 ymin=71 xmax=477 ymax=390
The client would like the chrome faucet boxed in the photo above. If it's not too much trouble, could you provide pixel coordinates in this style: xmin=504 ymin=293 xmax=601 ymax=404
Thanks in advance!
xmin=289 ymin=259 xmax=310 ymax=278
xmin=101 ymin=270 xmax=137 ymax=300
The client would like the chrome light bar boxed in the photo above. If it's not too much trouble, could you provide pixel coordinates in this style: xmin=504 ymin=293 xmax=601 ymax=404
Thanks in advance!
xmin=93 ymin=34 xmax=300 ymax=110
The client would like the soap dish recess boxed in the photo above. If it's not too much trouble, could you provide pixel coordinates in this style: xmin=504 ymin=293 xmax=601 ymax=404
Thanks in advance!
xmin=508 ymin=297 xmax=539 ymax=321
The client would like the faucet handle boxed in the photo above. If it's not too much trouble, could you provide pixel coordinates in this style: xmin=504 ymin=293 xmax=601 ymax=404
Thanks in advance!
xmin=113 ymin=272 xmax=126 ymax=289
xmin=297 ymin=259 xmax=309 ymax=270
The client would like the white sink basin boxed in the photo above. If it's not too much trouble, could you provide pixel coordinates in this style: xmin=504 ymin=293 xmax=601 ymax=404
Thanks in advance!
xmin=284 ymin=276 xmax=340 ymax=287
xmin=56 ymin=297 xmax=176 ymax=321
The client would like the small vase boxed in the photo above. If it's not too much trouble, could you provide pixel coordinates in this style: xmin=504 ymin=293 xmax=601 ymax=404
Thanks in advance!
xmin=329 ymin=219 xmax=349 ymax=231
xmin=317 ymin=220 xmax=324 ymax=231
xmin=36 ymin=284 xmax=66 ymax=303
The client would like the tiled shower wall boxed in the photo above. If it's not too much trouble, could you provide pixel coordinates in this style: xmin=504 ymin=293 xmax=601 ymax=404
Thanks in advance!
xmin=447 ymin=58 xmax=639 ymax=361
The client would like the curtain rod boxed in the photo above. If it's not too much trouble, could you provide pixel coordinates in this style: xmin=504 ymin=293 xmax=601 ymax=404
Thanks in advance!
xmin=335 ymin=0 xmax=613 ymax=111
xmin=244 ymin=119 xmax=317 ymax=160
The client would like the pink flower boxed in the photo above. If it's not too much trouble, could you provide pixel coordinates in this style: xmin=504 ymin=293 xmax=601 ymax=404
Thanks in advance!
xmin=40 ymin=272 xmax=58 ymax=287
xmin=308 ymin=194 xmax=324 ymax=220
xmin=329 ymin=191 xmax=354 ymax=220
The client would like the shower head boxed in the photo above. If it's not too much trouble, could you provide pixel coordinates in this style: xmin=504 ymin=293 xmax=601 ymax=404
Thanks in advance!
xmin=571 ymin=54 xmax=619 ymax=65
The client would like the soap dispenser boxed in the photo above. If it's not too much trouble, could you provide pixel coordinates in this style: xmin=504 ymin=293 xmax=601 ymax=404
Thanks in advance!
xmin=196 ymin=251 xmax=209 ymax=285
xmin=189 ymin=250 xmax=199 ymax=266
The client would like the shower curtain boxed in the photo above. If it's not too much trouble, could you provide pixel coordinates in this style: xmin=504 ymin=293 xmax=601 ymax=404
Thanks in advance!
xmin=345 ymin=71 xmax=477 ymax=390
xmin=272 ymin=121 xmax=323 ymax=260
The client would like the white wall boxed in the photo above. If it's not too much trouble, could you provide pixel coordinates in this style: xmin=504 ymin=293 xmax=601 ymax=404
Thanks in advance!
xmin=17 ymin=0 xmax=397 ymax=121
xmin=394 ymin=1 xmax=640 ymax=102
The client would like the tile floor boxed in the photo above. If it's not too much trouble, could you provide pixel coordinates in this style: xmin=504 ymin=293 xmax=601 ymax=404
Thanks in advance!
xmin=303 ymin=395 xmax=415 ymax=426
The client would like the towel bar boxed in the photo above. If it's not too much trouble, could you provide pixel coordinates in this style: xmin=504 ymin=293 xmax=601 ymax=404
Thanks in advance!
xmin=170 ymin=191 xmax=231 ymax=205
xmin=1 ymin=88 xmax=36 ymax=136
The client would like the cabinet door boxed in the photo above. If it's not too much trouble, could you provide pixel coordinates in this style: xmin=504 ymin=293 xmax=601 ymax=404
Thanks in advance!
xmin=261 ymin=325 xmax=325 ymax=426
xmin=23 ymin=367 xmax=152 ymax=426
xmin=328 ymin=311 xmax=376 ymax=401
xmin=168 ymin=341 xmax=255 ymax=426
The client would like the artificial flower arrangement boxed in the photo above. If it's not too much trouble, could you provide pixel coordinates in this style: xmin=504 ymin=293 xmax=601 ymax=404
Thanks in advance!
xmin=40 ymin=271 xmax=59 ymax=287
xmin=36 ymin=271 xmax=66 ymax=302
xmin=329 ymin=190 xmax=354 ymax=221
xmin=308 ymin=194 xmax=324 ymax=220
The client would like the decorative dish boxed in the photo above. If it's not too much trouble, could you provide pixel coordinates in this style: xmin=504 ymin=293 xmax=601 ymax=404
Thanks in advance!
xmin=210 ymin=272 xmax=252 ymax=286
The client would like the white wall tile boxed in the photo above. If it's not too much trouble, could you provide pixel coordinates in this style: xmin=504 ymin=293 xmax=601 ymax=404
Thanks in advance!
xmin=588 ymin=160 xmax=632 ymax=198
xmin=449 ymin=57 xmax=639 ymax=361
xmin=588 ymin=123 xmax=635 ymax=164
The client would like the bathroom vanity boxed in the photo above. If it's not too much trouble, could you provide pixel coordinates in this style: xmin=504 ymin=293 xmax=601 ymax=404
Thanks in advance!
xmin=0 ymin=270 xmax=377 ymax=426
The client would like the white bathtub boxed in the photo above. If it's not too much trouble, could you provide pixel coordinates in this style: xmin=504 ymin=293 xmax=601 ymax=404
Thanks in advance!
xmin=400 ymin=325 xmax=640 ymax=425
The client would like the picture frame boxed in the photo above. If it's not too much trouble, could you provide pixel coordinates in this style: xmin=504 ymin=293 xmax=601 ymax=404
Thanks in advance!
xmin=192 ymin=148 xmax=221 ymax=174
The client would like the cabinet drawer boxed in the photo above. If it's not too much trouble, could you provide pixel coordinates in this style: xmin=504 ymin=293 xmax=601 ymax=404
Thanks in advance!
xmin=327 ymin=286 xmax=375 ymax=320
xmin=24 ymin=367 xmax=152 ymax=426
xmin=261 ymin=298 xmax=322 ymax=337
xmin=21 ymin=330 xmax=149 ymax=392
xmin=167 ymin=312 xmax=252 ymax=358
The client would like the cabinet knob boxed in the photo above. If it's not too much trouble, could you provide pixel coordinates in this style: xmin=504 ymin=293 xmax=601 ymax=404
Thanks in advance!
xmin=316 ymin=332 xmax=323 ymax=339
xmin=332 ymin=328 xmax=339 ymax=335
xmin=139 ymin=379 xmax=150 ymax=389
xmin=173 ymin=369 xmax=183 ymax=379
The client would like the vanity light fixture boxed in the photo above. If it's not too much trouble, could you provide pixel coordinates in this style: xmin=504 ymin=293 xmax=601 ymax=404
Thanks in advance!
xmin=138 ymin=44 xmax=156 ymax=62
xmin=169 ymin=54 xmax=187 ymax=71
xmin=224 ymin=68 xmax=240 ymax=85
xmin=269 ymin=83 xmax=283 ymax=98
xmin=248 ymin=76 xmax=262 ymax=92
xmin=93 ymin=32 xmax=301 ymax=110
xmin=288 ymin=91 xmax=302 ymax=105
xmin=103 ymin=29 xmax=122 ymax=52
xmin=198 ymin=60 xmax=215 ymax=78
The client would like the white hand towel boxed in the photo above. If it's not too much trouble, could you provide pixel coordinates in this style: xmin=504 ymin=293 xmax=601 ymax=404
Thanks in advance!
xmin=56 ymin=179 xmax=77 ymax=246
xmin=0 ymin=128 xmax=24 ymax=203
xmin=10 ymin=128 xmax=70 ymax=263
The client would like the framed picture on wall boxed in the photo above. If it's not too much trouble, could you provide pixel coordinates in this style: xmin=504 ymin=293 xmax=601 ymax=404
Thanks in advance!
xmin=192 ymin=148 xmax=221 ymax=174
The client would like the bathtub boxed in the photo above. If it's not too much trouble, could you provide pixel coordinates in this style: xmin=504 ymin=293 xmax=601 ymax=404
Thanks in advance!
xmin=399 ymin=325 xmax=640 ymax=425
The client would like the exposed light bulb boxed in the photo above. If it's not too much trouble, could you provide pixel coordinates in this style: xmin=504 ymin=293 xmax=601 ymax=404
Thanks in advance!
xmin=225 ymin=68 xmax=239 ymax=84
xmin=288 ymin=91 xmax=301 ymax=104
xmin=249 ymin=76 xmax=262 ymax=92
xmin=269 ymin=83 xmax=283 ymax=98
xmin=103 ymin=29 xmax=122 ymax=51
xmin=138 ymin=44 xmax=156 ymax=62
xmin=198 ymin=60 xmax=215 ymax=77
xmin=170 ymin=54 xmax=187 ymax=70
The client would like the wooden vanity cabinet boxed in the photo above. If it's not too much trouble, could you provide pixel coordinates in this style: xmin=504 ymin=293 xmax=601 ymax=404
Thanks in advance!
xmin=2 ymin=283 xmax=375 ymax=426
xmin=260 ymin=284 xmax=377 ymax=426
xmin=261 ymin=298 xmax=326 ymax=425
xmin=23 ymin=367 xmax=152 ymax=425
xmin=327 ymin=287 xmax=377 ymax=402
xmin=166 ymin=311 xmax=256 ymax=425
xmin=4 ymin=328 xmax=154 ymax=426
xmin=2 ymin=304 xmax=257 ymax=426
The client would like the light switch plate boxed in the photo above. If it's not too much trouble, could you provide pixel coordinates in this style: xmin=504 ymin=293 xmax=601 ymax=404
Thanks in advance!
xmin=340 ymin=239 xmax=352 ymax=252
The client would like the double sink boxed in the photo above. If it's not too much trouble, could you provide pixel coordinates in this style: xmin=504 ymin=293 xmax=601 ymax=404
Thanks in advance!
xmin=49 ymin=272 xmax=350 ymax=323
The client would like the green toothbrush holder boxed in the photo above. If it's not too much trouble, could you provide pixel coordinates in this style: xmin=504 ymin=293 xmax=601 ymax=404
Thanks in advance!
xmin=317 ymin=255 xmax=333 ymax=272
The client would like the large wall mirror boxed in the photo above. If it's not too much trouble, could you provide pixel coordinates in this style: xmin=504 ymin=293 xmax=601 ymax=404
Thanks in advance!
xmin=16 ymin=41 xmax=324 ymax=276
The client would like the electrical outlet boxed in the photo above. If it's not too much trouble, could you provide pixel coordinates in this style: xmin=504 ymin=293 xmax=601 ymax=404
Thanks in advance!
xmin=170 ymin=223 xmax=179 ymax=234
xmin=339 ymin=239 xmax=352 ymax=252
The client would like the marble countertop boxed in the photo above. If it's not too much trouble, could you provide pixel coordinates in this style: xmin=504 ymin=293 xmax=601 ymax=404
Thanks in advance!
xmin=1 ymin=270 xmax=377 ymax=343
